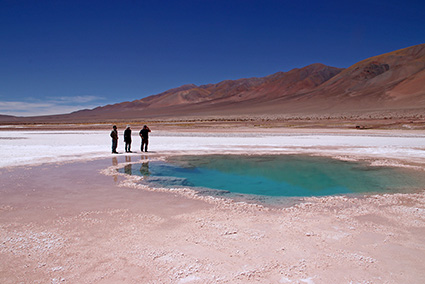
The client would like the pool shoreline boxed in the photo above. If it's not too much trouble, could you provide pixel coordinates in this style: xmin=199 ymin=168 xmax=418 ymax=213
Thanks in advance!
xmin=107 ymin=153 xmax=425 ymax=209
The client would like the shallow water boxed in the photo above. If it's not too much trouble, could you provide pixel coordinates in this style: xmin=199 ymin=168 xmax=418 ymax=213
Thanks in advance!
xmin=119 ymin=155 xmax=425 ymax=199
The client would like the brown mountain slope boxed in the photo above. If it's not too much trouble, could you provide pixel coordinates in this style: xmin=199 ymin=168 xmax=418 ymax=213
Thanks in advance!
xmin=128 ymin=63 xmax=342 ymax=109
xmin=300 ymin=43 xmax=425 ymax=112
xmin=194 ymin=43 xmax=425 ymax=116
xmin=192 ymin=44 xmax=425 ymax=115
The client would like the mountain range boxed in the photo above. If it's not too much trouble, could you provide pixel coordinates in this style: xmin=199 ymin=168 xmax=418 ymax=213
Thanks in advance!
xmin=2 ymin=44 xmax=425 ymax=123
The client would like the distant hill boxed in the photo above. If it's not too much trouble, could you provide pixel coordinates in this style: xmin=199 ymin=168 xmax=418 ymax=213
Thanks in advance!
xmin=1 ymin=44 xmax=425 ymax=123
xmin=0 ymin=114 xmax=18 ymax=121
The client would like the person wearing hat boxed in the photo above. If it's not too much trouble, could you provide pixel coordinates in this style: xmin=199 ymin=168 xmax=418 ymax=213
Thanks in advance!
xmin=139 ymin=125 xmax=151 ymax=152
xmin=124 ymin=125 xmax=132 ymax=153
xmin=110 ymin=125 xmax=118 ymax=154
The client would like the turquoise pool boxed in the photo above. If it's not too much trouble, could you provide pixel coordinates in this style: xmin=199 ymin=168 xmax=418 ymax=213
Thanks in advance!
xmin=119 ymin=155 xmax=425 ymax=198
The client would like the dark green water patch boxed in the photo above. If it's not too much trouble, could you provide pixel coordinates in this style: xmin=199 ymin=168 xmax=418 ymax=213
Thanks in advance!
xmin=118 ymin=155 xmax=425 ymax=199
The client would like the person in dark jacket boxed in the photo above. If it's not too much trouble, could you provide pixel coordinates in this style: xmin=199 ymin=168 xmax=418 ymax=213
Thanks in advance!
xmin=139 ymin=125 xmax=151 ymax=152
xmin=124 ymin=125 xmax=132 ymax=153
xmin=110 ymin=125 xmax=118 ymax=154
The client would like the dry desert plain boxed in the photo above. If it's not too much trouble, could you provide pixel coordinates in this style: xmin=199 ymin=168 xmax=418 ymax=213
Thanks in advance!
xmin=1 ymin=121 xmax=425 ymax=283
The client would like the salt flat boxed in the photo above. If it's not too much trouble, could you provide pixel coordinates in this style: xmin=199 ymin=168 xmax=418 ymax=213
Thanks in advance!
xmin=1 ymin=129 xmax=425 ymax=168
xmin=1 ymin=128 xmax=425 ymax=283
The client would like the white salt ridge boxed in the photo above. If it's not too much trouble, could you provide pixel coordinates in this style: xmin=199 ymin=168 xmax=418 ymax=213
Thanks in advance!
xmin=1 ymin=130 xmax=425 ymax=168
xmin=280 ymin=276 xmax=315 ymax=283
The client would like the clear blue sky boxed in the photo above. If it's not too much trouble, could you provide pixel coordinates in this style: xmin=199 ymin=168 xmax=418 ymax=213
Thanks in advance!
xmin=1 ymin=0 xmax=424 ymax=116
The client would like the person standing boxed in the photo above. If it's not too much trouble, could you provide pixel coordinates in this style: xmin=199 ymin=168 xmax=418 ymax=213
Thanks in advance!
xmin=139 ymin=125 xmax=151 ymax=152
xmin=110 ymin=125 xmax=118 ymax=154
xmin=124 ymin=125 xmax=132 ymax=153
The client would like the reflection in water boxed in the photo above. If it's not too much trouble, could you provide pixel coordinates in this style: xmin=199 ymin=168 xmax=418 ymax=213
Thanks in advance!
xmin=112 ymin=157 xmax=118 ymax=182
xmin=113 ymin=155 xmax=151 ymax=180
xmin=139 ymin=155 xmax=151 ymax=177
xmin=124 ymin=156 xmax=132 ymax=175
xmin=140 ymin=161 xmax=150 ymax=176
xmin=112 ymin=157 xmax=118 ymax=166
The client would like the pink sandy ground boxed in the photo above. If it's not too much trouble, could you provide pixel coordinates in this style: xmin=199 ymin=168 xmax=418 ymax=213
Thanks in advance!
xmin=1 ymin=131 xmax=425 ymax=283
